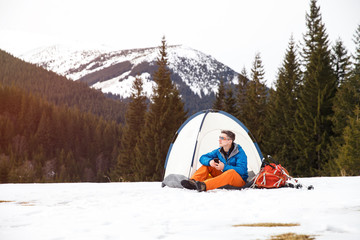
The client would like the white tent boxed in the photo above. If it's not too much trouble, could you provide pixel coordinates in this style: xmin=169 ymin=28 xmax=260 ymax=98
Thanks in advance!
xmin=163 ymin=109 xmax=263 ymax=181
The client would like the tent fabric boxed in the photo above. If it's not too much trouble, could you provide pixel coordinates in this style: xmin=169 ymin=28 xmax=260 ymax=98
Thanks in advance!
xmin=163 ymin=109 xmax=263 ymax=182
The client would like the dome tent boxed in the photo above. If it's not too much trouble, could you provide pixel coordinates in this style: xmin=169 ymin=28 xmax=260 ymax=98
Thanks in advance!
xmin=162 ymin=109 xmax=263 ymax=187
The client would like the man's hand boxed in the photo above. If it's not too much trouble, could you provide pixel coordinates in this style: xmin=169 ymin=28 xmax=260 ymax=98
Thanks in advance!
xmin=210 ymin=159 xmax=224 ymax=171
xmin=215 ymin=161 xmax=224 ymax=171
xmin=210 ymin=159 xmax=217 ymax=167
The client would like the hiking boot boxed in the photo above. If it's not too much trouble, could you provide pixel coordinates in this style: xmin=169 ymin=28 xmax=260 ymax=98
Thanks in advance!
xmin=181 ymin=179 xmax=197 ymax=190
xmin=195 ymin=181 xmax=206 ymax=192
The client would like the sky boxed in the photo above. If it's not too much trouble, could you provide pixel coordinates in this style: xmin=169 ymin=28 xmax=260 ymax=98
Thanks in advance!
xmin=0 ymin=0 xmax=359 ymax=87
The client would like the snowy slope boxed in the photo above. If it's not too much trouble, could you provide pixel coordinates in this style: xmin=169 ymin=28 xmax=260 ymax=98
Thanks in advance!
xmin=1 ymin=177 xmax=360 ymax=240
xmin=21 ymin=44 xmax=239 ymax=99
xmin=21 ymin=44 xmax=111 ymax=79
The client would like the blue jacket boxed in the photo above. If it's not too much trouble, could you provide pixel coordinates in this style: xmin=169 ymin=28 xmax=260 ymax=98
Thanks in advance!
xmin=199 ymin=143 xmax=248 ymax=181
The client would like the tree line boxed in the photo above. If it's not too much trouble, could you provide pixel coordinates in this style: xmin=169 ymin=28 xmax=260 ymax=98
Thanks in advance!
xmin=0 ymin=48 xmax=130 ymax=183
xmin=0 ymin=85 xmax=122 ymax=182
xmin=212 ymin=0 xmax=360 ymax=177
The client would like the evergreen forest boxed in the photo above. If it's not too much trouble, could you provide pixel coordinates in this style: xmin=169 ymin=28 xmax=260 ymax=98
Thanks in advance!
xmin=213 ymin=0 xmax=360 ymax=177
xmin=0 ymin=51 xmax=125 ymax=182
xmin=0 ymin=0 xmax=359 ymax=183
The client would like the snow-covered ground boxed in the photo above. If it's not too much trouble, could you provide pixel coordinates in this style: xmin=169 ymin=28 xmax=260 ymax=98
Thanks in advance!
xmin=1 ymin=177 xmax=359 ymax=240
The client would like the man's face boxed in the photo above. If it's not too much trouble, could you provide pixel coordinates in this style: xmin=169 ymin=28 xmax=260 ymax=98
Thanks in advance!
xmin=219 ymin=133 xmax=231 ymax=148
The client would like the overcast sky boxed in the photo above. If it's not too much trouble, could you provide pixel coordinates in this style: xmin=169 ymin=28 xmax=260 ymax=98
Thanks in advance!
xmin=0 ymin=0 xmax=359 ymax=87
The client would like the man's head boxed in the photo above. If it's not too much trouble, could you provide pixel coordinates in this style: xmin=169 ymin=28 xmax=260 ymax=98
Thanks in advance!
xmin=219 ymin=130 xmax=235 ymax=148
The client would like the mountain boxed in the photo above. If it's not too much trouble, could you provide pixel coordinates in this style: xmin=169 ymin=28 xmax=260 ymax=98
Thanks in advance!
xmin=21 ymin=44 xmax=240 ymax=114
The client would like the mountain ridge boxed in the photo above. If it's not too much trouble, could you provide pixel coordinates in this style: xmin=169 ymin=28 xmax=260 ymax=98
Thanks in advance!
xmin=21 ymin=44 xmax=240 ymax=113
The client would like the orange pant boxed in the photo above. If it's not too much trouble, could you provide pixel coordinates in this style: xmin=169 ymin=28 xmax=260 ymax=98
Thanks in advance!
xmin=191 ymin=165 xmax=246 ymax=190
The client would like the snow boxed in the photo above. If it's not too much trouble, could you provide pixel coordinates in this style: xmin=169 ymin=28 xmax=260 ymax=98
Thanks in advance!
xmin=20 ymin=44 xmax=236 ymax=99
xmin=21 ymin=44 xmax=112 ymax=80
xmin=92 ymin=72 xmax=156 ymax=99
xmin=1 ymin=177 xmax=359 ymax=240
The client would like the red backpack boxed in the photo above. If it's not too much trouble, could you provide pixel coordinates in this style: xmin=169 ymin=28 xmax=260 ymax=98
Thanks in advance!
xmin=253 ymin=160 xmax=290 ymax=188
xmin=247 ymin=156 xmax=313 ymax=190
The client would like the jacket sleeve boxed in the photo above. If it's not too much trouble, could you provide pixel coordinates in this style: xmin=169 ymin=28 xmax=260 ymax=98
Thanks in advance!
xmin=199 ymin=148 xmax=220 ymax=166
xmin=223 ymin=146 xmax=248 ymax=179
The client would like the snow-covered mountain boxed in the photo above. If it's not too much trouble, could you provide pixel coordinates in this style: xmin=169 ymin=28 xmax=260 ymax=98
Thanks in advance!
xmin=21 ymin=44 xmax=239 ymax=112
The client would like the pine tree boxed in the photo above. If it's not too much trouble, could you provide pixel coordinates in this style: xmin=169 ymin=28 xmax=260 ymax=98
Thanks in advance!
xmin=225 ymin=86 xmax=237 ymax=116
xmin=334 ymin=106 xmax=360 ymax=176
xmin=293 ymin=0 xmax=337 ymax=176
xmin=35 ymin=108 xmax=56 ymax=155
xmin=242 ymin=53 xmax=267 ymax=144
xmin=330 ymin=42 xmax=354 ymax=138
xmin=352 ymin=24 xmax=360 ymax=105
xmin=236 ymin=67 xmax=249 ymax=120
xmin=213 ymin=79 xmax=226 ymax=111
xmin=112 ymin=76 xmax=147 ymax=181
xmin=326 ymin=25 xmax=360 ymax=175
xmin=331 ymin=38 xmax=351 ymax=86
xmin=262 ymin=36 xmax=301 ymax=173
xmin=134 ymin=37 xmax=187 ymax=181
xmin=353 ymin=24 xmax=360 ymax=75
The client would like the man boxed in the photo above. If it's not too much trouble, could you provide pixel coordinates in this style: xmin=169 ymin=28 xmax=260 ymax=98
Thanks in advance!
xmin=181 ymin=130 xmax=248 ymax=192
